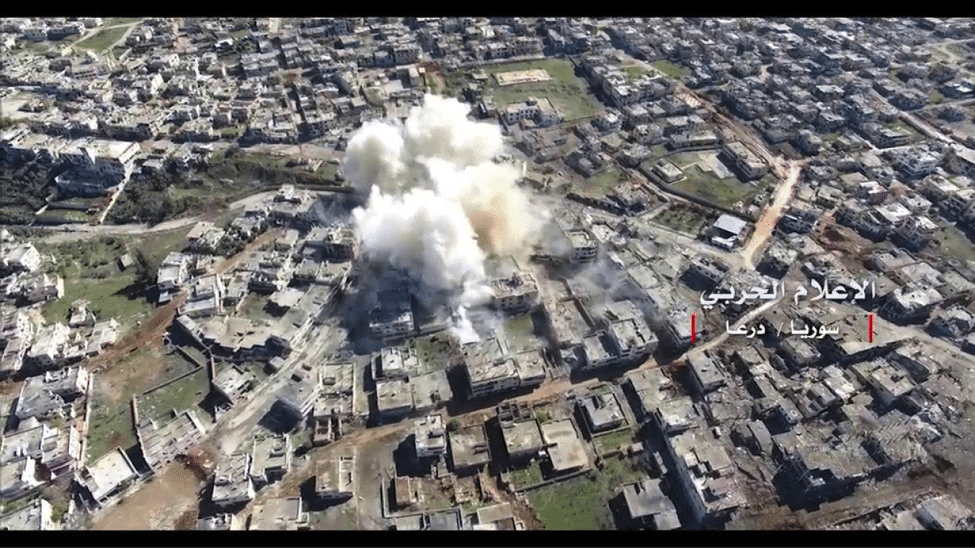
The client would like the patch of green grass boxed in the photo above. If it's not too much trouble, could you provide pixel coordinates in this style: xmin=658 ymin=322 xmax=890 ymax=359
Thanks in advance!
xmin=527 ymin=456 xmax=647 ymax=530
xmin=86 ymin=388 xmax=137 ymax=461
xmin=651 ymin=60 xmax=689 ymax=80
xmin=230 ymin=28 xmax=251 ymax=40
xmin=75 ymin=26 xmax=130 ymax=52
xmin=622 ymin=65 xmax=650 ymax=79
xmin=316 ymin=161 xmax=340 ymax=182
xmin=673 ymin=165 xmax=762 ymax=208
xmin=593 ymin=428 xmax=635 ymax=456
xmin=508 ymin=460 xmax=544 ymax=489
xmin=105 ymin=18 xmax=143 ymax=27
xmin=480 ymin=58 xmax=600 ymax=121
xmin=411 ymin=334 xmax=455 ymax=372
xmin=934 ymin=225 xmax=975 ymax=263
xmin=931 ymin=91 xmax=945 ymax=104
xmin=887 ymin=119 xmax=923 ymax=143
xmin=653 ymin=204 xmax=712 ymax=235
xmin=131 ymin=225 xmax=194 ymax=272
xmin=669 ymin=152 xmax=700 ymax=169
xmin=137 ymin=365 xmax=209 ymax=423
xmin=42 ymin=269 xmax=149 ymax=328
xmin=581 ymin=167 xmax=625 ymax=194
xmin=38 ymin=237 xmax=152 ymax=328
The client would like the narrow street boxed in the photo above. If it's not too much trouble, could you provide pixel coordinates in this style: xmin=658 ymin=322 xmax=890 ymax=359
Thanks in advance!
xmin=740 ymin=160 xmax=806 ymax=269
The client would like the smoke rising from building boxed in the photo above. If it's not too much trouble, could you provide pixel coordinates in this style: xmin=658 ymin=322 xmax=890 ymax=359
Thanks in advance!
xmin=345 ymin=94 xmax=542 ymax=340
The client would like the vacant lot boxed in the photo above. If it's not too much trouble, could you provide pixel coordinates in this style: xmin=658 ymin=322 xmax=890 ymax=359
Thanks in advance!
xmin=527 ymin=456 xmax=647 ymax=530
xmin=137 ymin=365 xmax=209 ymax=423
xmin=411 ymin=334 xmax=457 ymax=373
xmin=75 ymin=26 xmax=129 ymax=52
xmin=886 ymin=119 xmax=924 ymax=144
xmin=622 ymin=65 xmax=651 ymax=79
xmin=477 ymin=58 xmax=600 ymax=121
xmin=651 ymin=60 xmax=689 ymax=80
xmin=38 ymin=237 xmax=153 ymax=329
xmin=652 ymin=202 xmax=715 ymax=235
xmin=934 ymin=225 xmax=975 ymax=263
xmin=104 ymin=18 xmax=143 ymax=26
xmin=673 ymin=165 xmax=767 ymax=208
xmin=308 ymin=502 xmax=358 ymax=531
xmin=580 ymin=167 xmax=627 ymax=194
xmin=593 ymin=427 xmax=636 ymax=456
xmin=130 ymin=225 xmax=194 ymax=272
xmin=86 ymin=346 xmax=201 ymax=461
xmin=92 ymin=459 xmax=203 ymax=530
xmin=508 ymin=460 xmax=544 ymax=489
xmin=502 ymin=313 xmax=543 ymax=354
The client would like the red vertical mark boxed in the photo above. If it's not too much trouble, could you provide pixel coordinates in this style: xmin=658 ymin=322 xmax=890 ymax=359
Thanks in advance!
xmin=868 ymin=314 xmax=874 ymax=343
xmin=690 ymin=313 xmax=696 ymax=345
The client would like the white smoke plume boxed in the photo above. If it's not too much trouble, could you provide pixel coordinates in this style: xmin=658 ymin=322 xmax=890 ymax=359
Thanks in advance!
xmin=345 ymin=94 xmax=542 ymax=341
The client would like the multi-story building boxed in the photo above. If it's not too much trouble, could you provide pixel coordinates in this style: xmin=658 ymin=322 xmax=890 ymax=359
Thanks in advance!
xmin=565 ymin=229 xmax=598 ymax=264
xmin=461 ymin=339 xmax=545 ymax=399
xmin=720 ymin=141 xmax=769 ymax=180
xmin=211 ymin=453 xmax=255 ymax=508
xmin=943 ymin=144 xmax=975 ymax=179
xmin=414 ymin=414 xmax=447 ymax=459
xmin=490 ymin=272 xmax=539 ymax=313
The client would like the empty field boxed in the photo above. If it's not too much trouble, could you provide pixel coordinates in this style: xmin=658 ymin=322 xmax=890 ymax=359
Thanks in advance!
xmin=86 ymin=388 xmax=138 ymax=461
xmin=651 ymin=60 xmax=689 ymax=80
xmin=934 ymin=225 xmax=975 ymax=263
xmin=580 ymin=167 xmax=627 ymax=194
xmin=137 ymin=365 xmax=209 ymax=423
xmin=593 ymin=428 xmax=635 ymax=456
xmin=502 ymin=313 xmax=543 ymax=354
xmin=130 ymin=225 xmax=194 ymax=272
xmin=672 ymin=165 xmax=766 ymax=208
xmin=652 ymin=203 xmax=715 ymax=235
xmin=38 ymin=237 xmax=153 ymax=329
xmin=527 ymin=456 xmax=647 ymax=530
xmin=85 ymin=346 xmax=201 ymax=461
xmin=508 ymin=460 xmax=544 ymax=489
xmin=479 ymin=59 xmax=600 ymax=121
xmin=75 ymin=26 xmax=129 ymax=52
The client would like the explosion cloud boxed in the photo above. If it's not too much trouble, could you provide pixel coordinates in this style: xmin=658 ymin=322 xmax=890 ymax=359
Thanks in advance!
xmin=345 ymin=94 xmax=542 ymax=339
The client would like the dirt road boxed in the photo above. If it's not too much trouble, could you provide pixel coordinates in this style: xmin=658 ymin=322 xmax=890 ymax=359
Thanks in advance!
xmin=740 ymin=161 xmax=805 ymax=269
xmin=38 ymin=191 xmax=279 ymax=244
xmin=92 ymin=461 xmax=203 ymax=530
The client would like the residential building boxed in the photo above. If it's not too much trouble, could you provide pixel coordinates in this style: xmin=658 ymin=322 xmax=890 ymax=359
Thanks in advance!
xmin=720 ymin=141 xmax=769 ymax=180
xmin=76 ymin=447 xmax=139 ymax=508
xmin=447 ymin=423 xmax=491 ymax=476
xmin=617 ymin=479 xmax=682 ymax=530
xmin=490 ymin=271 xmax=539 ymax=313
xmin=414 ymin=414 xmax=447 ymax=459
xmin=665 ymin=430 xmax=745 ymax=526
xmin=314 ymin=455 xmax=353 ymax=501
xmin=686 ymin=353 xmax=727 ymax=395
xmin=579 ymin=392 xmax=625 ymax=434
xmin=211 ymin=453 xmax=255 ymax=507
xmin=250 ymin=435 xmax=292 ymax=488
xmin=461 ymin=339 xmax=544 ymax=399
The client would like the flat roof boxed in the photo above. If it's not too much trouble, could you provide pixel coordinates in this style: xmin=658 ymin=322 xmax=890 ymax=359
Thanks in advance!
xmin=249 ymin=497 xmax=304 ymax=530
xmin=376 ymin=378 xmax=414 ymax=414
xmin=83 ymin=447 xmax=138 ymax=501
xmin=501 ymin=419 xmax=544 ymax=457
xmin=713 ymin=214 xmax=747 ymax=236
xmin=448 ymin=423 xmax=491 ymax=471
xmin=540 ymin=420 xmax=588 ymax=472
